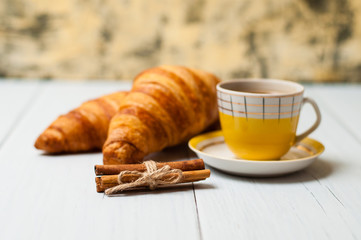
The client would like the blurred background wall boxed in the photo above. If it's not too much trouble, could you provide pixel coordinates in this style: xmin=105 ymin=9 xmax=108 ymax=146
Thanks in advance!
xmin=0 ymin=0 xmax=360 ymax=82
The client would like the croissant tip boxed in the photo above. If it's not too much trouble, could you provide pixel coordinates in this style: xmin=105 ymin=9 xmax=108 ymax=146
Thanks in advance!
xmin=34 ymin=134 xmax=46 ymax=150
xmin=103 ymin=142 xmax=144 ymax=164
xmin=34 ymin=133 xmax=64 ymax=153
xmin=103 ymin=145 xmax=122 ymax=164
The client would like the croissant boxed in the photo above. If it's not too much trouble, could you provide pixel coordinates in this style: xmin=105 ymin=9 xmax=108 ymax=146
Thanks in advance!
xmin=103 ymin=65 xmax=220 ymax=164
xmin=35 ymin=91 xmax=127 ymax=153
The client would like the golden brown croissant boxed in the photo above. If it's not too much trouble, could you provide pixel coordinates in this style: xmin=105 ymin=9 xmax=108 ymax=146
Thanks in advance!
xmin=103 ymin=65 xmax=220 ymax=164
xmin=35 ymin=91 xmax=127 ymax=153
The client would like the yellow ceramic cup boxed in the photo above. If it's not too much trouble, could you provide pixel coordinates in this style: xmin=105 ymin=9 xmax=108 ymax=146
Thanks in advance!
xmin=217 ymin=79 xmax=321 ymax=160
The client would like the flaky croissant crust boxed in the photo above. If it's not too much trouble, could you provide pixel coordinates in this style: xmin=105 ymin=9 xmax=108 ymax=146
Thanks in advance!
xmin=35 ymin=91 xmax=127 ymax=153
xmin=103 ymin=65 xmax=220 ymax=164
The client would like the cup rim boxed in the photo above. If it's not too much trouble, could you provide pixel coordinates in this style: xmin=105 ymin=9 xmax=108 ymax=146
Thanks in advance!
xmin=217 ymin=78 xmax=304 ymax=97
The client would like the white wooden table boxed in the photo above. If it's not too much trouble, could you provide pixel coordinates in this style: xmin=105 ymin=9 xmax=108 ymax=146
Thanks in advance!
xmin=1 ymin=80 xmax=361 ymax=240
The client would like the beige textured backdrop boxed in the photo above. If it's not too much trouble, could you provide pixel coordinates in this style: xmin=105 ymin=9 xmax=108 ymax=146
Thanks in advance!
xmin=0 ymin=0 xmax=360 ymax=82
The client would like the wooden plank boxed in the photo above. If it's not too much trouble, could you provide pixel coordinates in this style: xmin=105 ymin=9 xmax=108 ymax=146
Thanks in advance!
xmin=0 ymin=81 xmax=201 ymax=240
xmin=192 ymin=85 xmax=361 ymax=239
xmin=0 ymin=80 xmax=40 ymax=147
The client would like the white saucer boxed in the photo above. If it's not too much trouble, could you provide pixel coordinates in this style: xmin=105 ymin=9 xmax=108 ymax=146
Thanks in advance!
xmin=188 ymin=130 xmax=325 ymax=177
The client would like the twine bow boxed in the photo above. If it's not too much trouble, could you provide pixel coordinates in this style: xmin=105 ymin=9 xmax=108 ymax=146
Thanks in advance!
xmin=105 ymin=160 xmax=184 ymax=195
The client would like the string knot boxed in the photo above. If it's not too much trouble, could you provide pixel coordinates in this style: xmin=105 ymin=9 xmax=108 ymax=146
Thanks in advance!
xmin=105 ymin=160 xmax=184 ymax=195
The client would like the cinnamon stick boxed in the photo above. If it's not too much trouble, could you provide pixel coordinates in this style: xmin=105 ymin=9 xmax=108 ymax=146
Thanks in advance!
xmin=95 ymin=169 xmax=210 ymax=192
xmin=95 ymin=159 xmax=205 ymax=175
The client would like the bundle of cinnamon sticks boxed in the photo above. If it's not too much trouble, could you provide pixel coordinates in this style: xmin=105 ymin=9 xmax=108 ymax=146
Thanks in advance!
xmin=95 ymin=159 xmax=210 ymax=193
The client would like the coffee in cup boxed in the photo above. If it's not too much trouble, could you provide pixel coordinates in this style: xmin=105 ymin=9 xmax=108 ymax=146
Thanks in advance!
xmin=217 ymin=79 xmax=321 ymax=160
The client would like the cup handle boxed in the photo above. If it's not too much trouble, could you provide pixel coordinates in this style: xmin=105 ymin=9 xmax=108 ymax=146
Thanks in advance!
xmin=295 ymin=97 xmax=321 ymax=143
